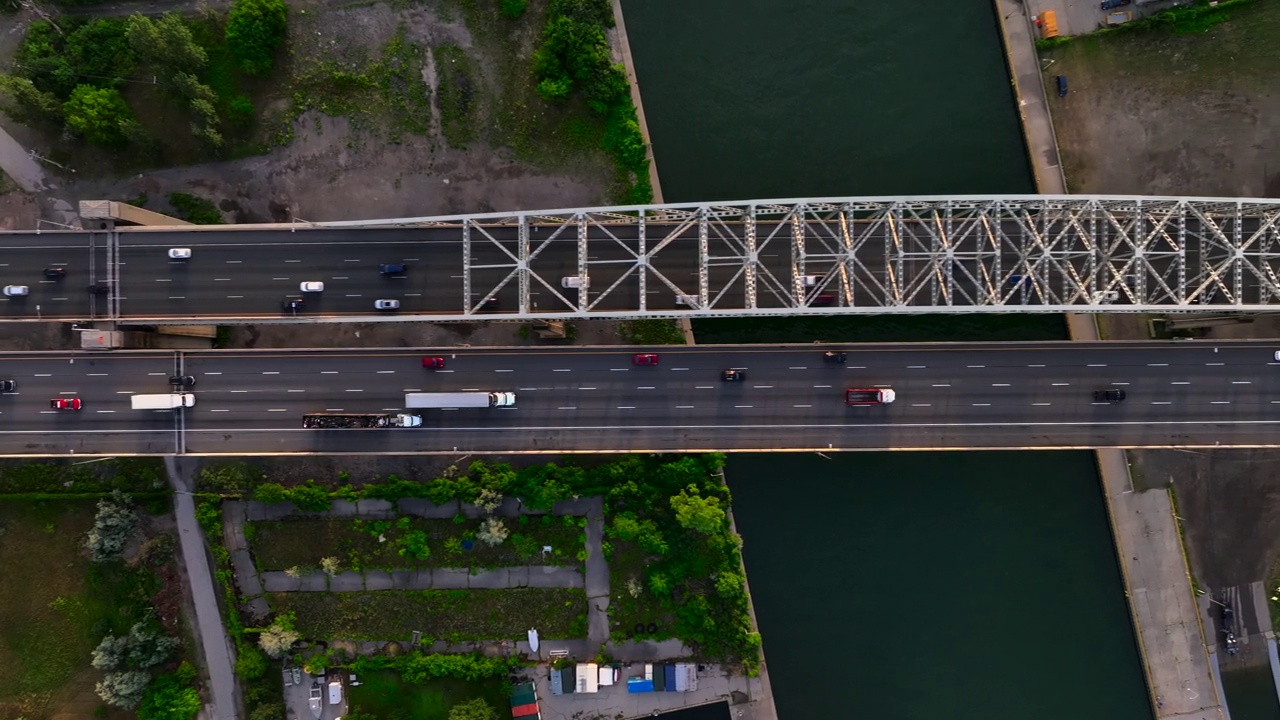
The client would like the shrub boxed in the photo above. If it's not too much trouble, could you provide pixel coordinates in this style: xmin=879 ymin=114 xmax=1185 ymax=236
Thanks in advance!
xmin=63 ymin=85 xmax=135 ymax=146
xmin=285 ymin=482 xmax=331 ymax=512
xmin=86 ymin=490 xmax=138 ymax=562
xmin=226 ymin=0 xmax=288 ymax=76
xmin=477 ymin=518 xmax=508 ymax=547
xmin=449 ymin=698 xmax=499 ymax=720
xmin=499 ymin=0 xmax=527 ymax=18
xmin=320 ymin=556 xmax=341 ymax=575
xmin=669 ymin=485 xmax=725 ymax=535
xmin=397 ymin=531 xmax=430 ymax=561
xmin=235 ymin=645 xmax=268 ymax=680
xmin=474 ymin=488 xmax=503 ymax=514
xmin=167 ymin=192 xmax=223 ymax=225
xmin=137 ymin=662 xmax=200 ymax=720
xmin=195 ymin=499 xmax=222 ymax=536
xmin=96 ymin=670 xmax=151 ymax=709
xmin=258 ymin=612 xmax=299 ymax=658
xmin=253 ymin=482 xmax=286 ymax=504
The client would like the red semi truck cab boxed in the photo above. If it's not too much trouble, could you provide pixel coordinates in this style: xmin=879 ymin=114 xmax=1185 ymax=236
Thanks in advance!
xmin=845 ymin=388 xmax=896 ymax=405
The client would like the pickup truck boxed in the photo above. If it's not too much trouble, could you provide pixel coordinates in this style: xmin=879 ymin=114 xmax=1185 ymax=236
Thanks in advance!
xmin=846 ymin=388 xmax=896 ymax=405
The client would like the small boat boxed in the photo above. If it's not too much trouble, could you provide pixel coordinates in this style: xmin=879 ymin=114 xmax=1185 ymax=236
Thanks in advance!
xmin=527 ymin=628 xmax=540 ymax=654
xmin=308 ymin=683 xmax=323 ymax=719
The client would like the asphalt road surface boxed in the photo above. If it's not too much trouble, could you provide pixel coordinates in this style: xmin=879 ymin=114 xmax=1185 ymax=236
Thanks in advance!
xmin=0 ymin=340 xmax=1279 ymax=456
xmin=0 ymin=212 xmax=1264 ymax=321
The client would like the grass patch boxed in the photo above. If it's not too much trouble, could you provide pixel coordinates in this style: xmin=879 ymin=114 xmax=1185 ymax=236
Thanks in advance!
xmin=270 ymin=588 xmax=585 ymax=641
xmin=0 ymin=458 xmax=165 ymax=495
xmin=620 ymin=319 xmax=687 ymax=345
xmin=692 ymin=313 xmax=1069 ymax=344
xmin=249 ymin=515 xmax=584 ymax=572
xmin=168 ymin=192 xmax=224 ymax=225
xmin=348 ymin=671 xmax=508 ymax=720
xmin=0 ymin=500 xmax=157 ymax=717
xmin=434 ymin=45 xmax=475 ymax=147
xmin=608 ymin=538 xmax=675 ymax=640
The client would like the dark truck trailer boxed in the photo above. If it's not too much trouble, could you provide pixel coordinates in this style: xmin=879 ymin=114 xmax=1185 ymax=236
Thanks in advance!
xmin=302 ymin=413 xmax=422 ymax=429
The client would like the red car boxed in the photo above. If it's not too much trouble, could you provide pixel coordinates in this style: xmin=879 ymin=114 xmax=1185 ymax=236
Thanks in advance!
xmin=51 ymin=397 xmax=82 ymax=410
xmin=632 ymin=353 xmax=659 ymax=366
xmin=421 ymin=357 xmax=446 ymax=369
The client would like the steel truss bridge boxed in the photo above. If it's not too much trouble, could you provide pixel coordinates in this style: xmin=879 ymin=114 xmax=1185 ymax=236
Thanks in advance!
xmin=290 ymin=194 xmax=1280 ymax=317
xmin=35 ymin=194 xmax=1280 ymax=323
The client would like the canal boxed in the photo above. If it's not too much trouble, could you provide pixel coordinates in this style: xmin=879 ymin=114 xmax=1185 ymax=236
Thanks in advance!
xmin=620 ymin=0 xmax=1151 ymax=716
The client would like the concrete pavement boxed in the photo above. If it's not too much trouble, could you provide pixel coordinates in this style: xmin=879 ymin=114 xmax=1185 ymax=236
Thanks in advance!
xmin=995 ymin=0 xmax=1067 ymax=193
xmin=166 ymin=456 xmax=239 ymax=720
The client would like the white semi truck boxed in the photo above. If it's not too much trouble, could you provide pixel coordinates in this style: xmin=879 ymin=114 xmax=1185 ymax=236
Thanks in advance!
xmin=404 ymin=392 xmax=516 ymax=409
xmin=131 ymin=393 xmax=195 ymax=409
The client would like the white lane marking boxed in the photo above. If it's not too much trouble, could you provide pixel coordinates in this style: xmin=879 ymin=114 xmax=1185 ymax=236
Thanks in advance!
xmin=967 ymin=365 xmax=985 ymax=368
xmin=403 ymin=388 xmax=422 ymax=392
xmin=214 ymin=278 xmax=231 ymax=281
xmin=788 ymin=366 xmax=808 ymax=370
xmin=1091 ymin=402 xmax=1110 ymax=406
xmin=87 ymin=373 xmax=108 ymax=376
xmin=345 ymin=389 xmax=363 ymax=392
xmin=610 ymin=368 xmax=630 ymax=372
xmin=558 ymin=406 xmax=577 ymax=410
xmin=344 ymin=259 xmax=361 ymax=262
xmin=204 ymin=372 xmax=222 ymax=375
xmin=344 ymin=294 xmax=362 ymax=298
xmin=1052 ymin=382 xmax=1070 ymax=386
xmin=1032 ymin=402 xmax=1051 ymax=406
xmin=155 ymin=278 xmax=172 ymax=282
xmin=1211 ymin=401 xmax=1231 ymax=405
xmin=148 ymin=373 xmax=167 ymax=376
xmin=436 ymin=370 xmax=453 ymax=374
xmin=1148 ymin=363 xmax=1168 ymax=367
xmin=168 ymin=296 xmax=185 ymax=300
xmin=1232 ymin=381 xmax=1252 ymax=385
xmin=116 ymin=391 xmax=135 ymax=394
xmin=992 ymin=383 xmax=1011 ymax=387
xmin=734 ymin=405 xmax=753 ymax=408
xmin=972 ymin=403 xmax=991 ymax=407
xmin=793 ymin=404 xmax=812 ymax=408
xmin=95 ymin=410 xmax=114 ymax=414
xmin=695 ymin=385 xmax=714 ymax=389
xmin=34 ymin=373 xmax=51 ymax=377
xmin=848 ymin=366 xmax=866 ymax=369
xmin=225 ymin=260 xmax=242 ymax=264
xmin=285 ymin=259 xmax=301 ymax=263
xmin=1027 ymin=364 xmax=1045 ymax=368
xmin=617 ymin=406 xmax=636 ymax=409
xmin=518 ymin=387 xmax=538 ymax=391
xmin=39 ymin=411 xmax=55 ymax=414
xmin=227 ymin=295 xmax=244 ymax=299
xmin=332 ymin=276 xmax=349 ymax=280
xmin=907 ymin=365 xmax=926 ymax=369
xmin=321 ymin=371 xmax=339 ymax=374
xmin=931 ymin=384 xmax=950 ymax=388
xmin=579 ymin=387 xmax=597 ymax=390
xmin=1087 ymin=364 xmax=1107 ymax=367
xmin=268 ymin=409 xmax=288 ymax=412
xmin=813 ymin=384 xmax=831 ymax=388
xmin=324 ymin=408 xmax=345 ymax=412
xmin=1206 ymin=362 xmax=1225 ymax=366
xmin=272 ymin=277 xmax=289 ymax=281
xmin=911 ymin=403 xmax=932 ymax=407
xmin=210 ymin=409 xmax=229 ymax=412
xmin=495 ymin=369 xmax=514 ymax=373
xmin=287 ymin=389 xmax=306 ymax=393
xmin=262 ymin=371 xmax=280 ymax=375
xmin=1151 ymin=401 xmax=1172 ymax=405
xmin=553 ymin=369 xmax=572 ymax=372
xmin=753 ymin=385 xmax=773 ymax=389
xmin=231 ymin=390 xmax=248 ymax=394
xmin=671 ymin=368 xmax=689 ymax=371
xmin=676 ymin=405 xmax=694 ymax=409
xmin=1113 ymin=382 xmax=1131 ymax=386
xmin=638 ymin=386 xmax=655 ymax=390
xmin=1172 ymin=381 xmax=1190 ymax=385
xmin=377 ymin=370 xmax=396 ymax=374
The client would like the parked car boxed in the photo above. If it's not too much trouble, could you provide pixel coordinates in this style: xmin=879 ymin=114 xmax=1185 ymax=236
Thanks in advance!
xmin=374 ymin=299 xmax=400 ymax=310
xmin=1093 ymin=389 xmax=1126 ymax=403
xmin=3 ymin=285 xmax=28 ymax=296
xmin=823 ymin=351 xmax=848 ymax=364
xmin=1100 ymin=0 xmax=1131 ymax=9
xmin=170 ymin=375 xmax=196 ymax=388
xmin=43 ymin=267 xmax=66 ymax=280
xmin=300 ymin=281 xmax=325 ymax=292
xmin=168 ymin=248 xmax=192 ymax=260
xmin=421 ymin=357 xmax=446 ymax=369
xmin=51 ymin=397 xmax=82 ymax=410
xmin=379 ymin=263 xmax=407 ymax=276
xmin=721 ymin=369 xmax=745 ymax=382
xmin=0 ymin=380 xmax=15 ymax=392
xmin=632 ymin=353 xmax=659 ymax=366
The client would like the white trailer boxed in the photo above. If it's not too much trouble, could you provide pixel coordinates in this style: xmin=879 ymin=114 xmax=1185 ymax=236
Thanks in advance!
xmin=404 ymin=392 xmax=515 ymax=409
xmin=130 ymin=393 xmax=195 ymax=409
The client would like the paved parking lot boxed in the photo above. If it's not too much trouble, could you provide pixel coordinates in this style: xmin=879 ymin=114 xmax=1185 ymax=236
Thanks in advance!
xmin=1026 ymin=0 xmax=1186 ymax=38
xmin=282 ymin=668 xmax=348 ymax=720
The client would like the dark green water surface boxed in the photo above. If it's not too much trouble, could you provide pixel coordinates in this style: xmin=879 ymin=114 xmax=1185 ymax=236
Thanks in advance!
xmin=727 ymin=452 xmax=1151 ymax=719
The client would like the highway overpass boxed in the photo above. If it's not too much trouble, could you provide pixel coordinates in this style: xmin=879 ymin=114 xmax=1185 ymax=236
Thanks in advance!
xmin=7 ymin=195 xmax=1280 ymax=323
xmin=0 ymin=341 xmax=1277 ymax=457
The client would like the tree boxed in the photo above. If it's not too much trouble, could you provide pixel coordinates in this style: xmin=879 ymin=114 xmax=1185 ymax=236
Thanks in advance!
xmin=477 ymin=518 xmax=508 ymax=547
xmin=97 ymin=670 xmax=151 ymax=709
xmin=126 ymin=13 xmax=207 ymax=76
xmin=0 ymin=75 xmax=62 ymax=123
xmin=253 ymin=482 xmax=287 ymax=504
xmin=225 ymin=0 xmax=288 ymax=76
xmin=235 ymin=645 xmax=268 ymax=680
xmin=85 ymin=489 xmax=139 ymax=561
xmin=91 ymin=634 xmax=131 ymax=670
xmin=669 ymin=485 xmax=725 ymax=535
xmin=126 ymin=623 xmax=179 ymax=669
xmin=474 ymin=488 xmax=503 ymax=514
xmin=137 ymin=662 xmax=200 ymax=720
xmin=448 ymin=698 xmax=499 ymax=720
xmin=258 ymin=612 xmax=299 ymax=658
xmin=63 ymin=85 xmax=135 ymax=147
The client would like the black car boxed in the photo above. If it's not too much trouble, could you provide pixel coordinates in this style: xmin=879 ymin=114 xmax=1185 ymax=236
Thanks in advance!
xmin=0 ymin=380 xmax=15 ymax=392
xmin=282 ymin=297 xmax=304 ymax=312
xmin=823 ymin=351 xmax=847 ymax=364
xmin=379 ymin=263 xmax=408 ymax=276
xmin=43 ymin=267 xmax=66 ymax=280
xmin=721 ymin=369 xmax=745 ymax=382
xmin=478 ymin=297 xmax=499 ymax=312
xmin=169 ymin=375 xmax=196 ymax=388
xmin=1100 ymin=0 xmax=1131 ymax=8
xmin=1094 ymin=389 xmax=1126 ymax=403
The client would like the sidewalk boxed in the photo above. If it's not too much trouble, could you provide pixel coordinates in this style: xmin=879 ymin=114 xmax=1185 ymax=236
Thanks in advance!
xmin=1068 ymin=316 xmax=1225 ymax=720
xmin=994 ymin=0 xmax=1067 ymax=193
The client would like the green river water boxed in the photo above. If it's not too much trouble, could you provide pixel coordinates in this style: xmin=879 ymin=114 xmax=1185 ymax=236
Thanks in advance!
xmin=620 ymin=0 xmax=1152 ymax=717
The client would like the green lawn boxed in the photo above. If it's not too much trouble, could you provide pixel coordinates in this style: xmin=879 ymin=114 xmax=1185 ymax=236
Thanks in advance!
xmin=249 ymin=515 xmax=584 ymax=572
xmin=0 ymin=500 xmax=155 ymax=718
xmin=271 ymin=588 xmax=585 ymax=641
xmin=347 ymin=671 xmax=508 ymax=720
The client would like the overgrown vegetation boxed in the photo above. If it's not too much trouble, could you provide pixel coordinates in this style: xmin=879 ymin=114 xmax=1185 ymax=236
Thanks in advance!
xmin=620 ymin=318 xmax=686 ymax=345
xmin=168 ymin=192 xmax=224 ymax=224
xmin=226 ymin=0 xmax=288 ymax=76
xmin=0 ymin=457 xmax=165 ymax=497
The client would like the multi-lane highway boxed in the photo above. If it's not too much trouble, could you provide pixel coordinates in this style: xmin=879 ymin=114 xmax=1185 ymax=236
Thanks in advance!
xmin=5 ymin=194 xmax=1280 ymax=322
xmin=1 ymin=341 xmax=1279 ymax=457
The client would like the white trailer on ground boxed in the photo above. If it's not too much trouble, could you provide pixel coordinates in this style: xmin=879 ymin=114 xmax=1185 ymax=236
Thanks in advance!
xmin=130 ymin=393 xmax=195 ymax=409
xmin=404 ymin=392 xmax=515 ymax=409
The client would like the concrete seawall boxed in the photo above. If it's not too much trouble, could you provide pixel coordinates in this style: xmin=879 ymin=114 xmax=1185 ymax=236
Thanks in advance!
xmin=993 ymin=0 xmax=1067 ymax=193
xmin=608 ymin=0 xmax=665 ymax=204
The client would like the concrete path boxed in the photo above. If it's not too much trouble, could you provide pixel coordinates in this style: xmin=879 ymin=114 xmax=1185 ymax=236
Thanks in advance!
xmin=1069 ymin=315 xmax=1225 ymax=720
xmin=995 ymin=0 xmax=1067 ymax=193
xmin=166 ymin=457 xmax=239 ymax=720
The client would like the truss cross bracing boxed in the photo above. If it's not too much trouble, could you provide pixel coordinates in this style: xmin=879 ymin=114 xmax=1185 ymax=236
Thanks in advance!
xmin=291 ymin=195 xmax=1280 ymax=319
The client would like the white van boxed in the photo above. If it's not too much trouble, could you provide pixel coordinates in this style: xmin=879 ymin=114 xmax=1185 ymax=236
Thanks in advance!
xmin=327 ymin=680 xmax=343 ymax=705
xmin=561 ymin=276 xmax=588 ymax=289
xmin=675 ymin=294 xmax=698 ymax=307
xmin=130 ymin=393 xmax=195 ymax=410
xmin=800 ymin=275 xmax=817 ymax=287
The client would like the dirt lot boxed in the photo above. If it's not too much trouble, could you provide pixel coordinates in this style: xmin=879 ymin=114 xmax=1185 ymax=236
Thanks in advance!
xmin=1046 ymin=2 xmax=1280 ymax=601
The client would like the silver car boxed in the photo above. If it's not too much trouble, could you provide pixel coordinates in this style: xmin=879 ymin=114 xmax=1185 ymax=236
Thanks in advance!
xmin=374 ymin=299 xmax=400 ymax=310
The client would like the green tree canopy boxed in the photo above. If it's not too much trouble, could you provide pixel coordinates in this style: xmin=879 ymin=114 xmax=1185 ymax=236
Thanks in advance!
xmin=137 ymin=662 xmax=200 ymax=720
xmin=669 ymin=484 xmax=726 ymax=535
xmin=447 ymin=698 xmax=499 ymax=720
xmin=126 ymin=13 xmax=208 ymax=77
xmin=226 ymin=0 xmax=288 ymax=76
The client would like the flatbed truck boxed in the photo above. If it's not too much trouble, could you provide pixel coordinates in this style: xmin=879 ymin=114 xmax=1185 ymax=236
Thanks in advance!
xmin=302 ymin=413 xmax=422 ymax=429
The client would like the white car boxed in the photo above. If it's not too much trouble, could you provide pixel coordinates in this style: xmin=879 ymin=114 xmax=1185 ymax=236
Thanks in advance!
xmin=1274 ymin=350 xmax=1280 ymax=362
xmin=3 ymin=285 xmax=28 ymax=296
xmin=374 ymin=299 xmax=400 ymax=310
xmin=300 ymin=281 xmax=325 ymax=293
xmin=168 ymin=248 xmax=192 ymax=259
